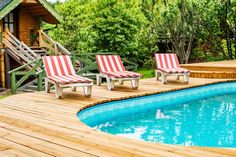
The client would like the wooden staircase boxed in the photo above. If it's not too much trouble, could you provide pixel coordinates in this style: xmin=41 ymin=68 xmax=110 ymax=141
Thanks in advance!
xmin=181 ymin=60 xmax=236 ymax=79
xmin=3 ymin=29 xmax=40 ymax=68
xmin=3 ymin=29 xmax=72 ymax=93
xmin=30 ymin=47 xmax=47 ymax=56
xmin=38 ymin=30 xmax=71 ymax=55
xmin=3 ymin=29 xmax=71 ymax=66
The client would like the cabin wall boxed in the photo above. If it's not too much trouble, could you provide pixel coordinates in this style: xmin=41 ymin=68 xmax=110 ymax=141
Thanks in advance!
xmin=0 ymin=19 xmax=5 ymax=88
xmin=18 ymin=8 xmax=40 ymax=46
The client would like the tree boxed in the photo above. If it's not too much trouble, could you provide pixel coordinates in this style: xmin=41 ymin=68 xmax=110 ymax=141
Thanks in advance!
xmin=219 ymin=0 xmax=236 ymax=59
xmin=91 ymin=0 xmax=145 ymax=58
xmin=48 ymin=0 xmax=98 ymax=53
xmin=47 ymin=0 xmax=235 ymax=64
xmin=195 ymin=0 xmax=236 ymax=60
xmin=141 ymin=0 xmax=214 ymax=63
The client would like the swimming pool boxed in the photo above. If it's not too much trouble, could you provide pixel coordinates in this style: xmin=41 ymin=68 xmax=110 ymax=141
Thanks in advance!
xmin=78 ymin=82 xmax=236 ymax=147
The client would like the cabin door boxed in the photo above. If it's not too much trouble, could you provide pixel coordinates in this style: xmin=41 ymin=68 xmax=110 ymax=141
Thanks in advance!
xmin=3 ymin=11 xmax=18 ymax=38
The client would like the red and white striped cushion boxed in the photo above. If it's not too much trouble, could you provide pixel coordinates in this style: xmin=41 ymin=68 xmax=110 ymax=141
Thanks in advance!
xmin=102 ymin=71 xmax=140 ymax=78
xmin=43 ymin=56 xmax=92 ymax=84
xmin=155 ymin=53 xmax=190 ymax=73
xmin=96 ymin=55 xmax=125 ymax=72
xmin=96 ymin=55 xmax=141 ymax=78
xmin=158 ymin=68 xmax=189 ymax=73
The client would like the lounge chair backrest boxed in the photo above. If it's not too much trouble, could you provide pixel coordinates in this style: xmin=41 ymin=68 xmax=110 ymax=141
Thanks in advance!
xmin=43 ymin=55 xmax=76 ymax=77
xmin=96 ymin=55 xmax=126 ymax=72
xmin=155 ymin=53 xmax=180 ymax=69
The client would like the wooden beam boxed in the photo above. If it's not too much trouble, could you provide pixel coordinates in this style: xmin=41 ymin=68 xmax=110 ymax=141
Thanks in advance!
xmin=23 ymin=0 xmax=38 ymax=4
xmin=4 ymin=50 xmax=11 ymax=89
xmin=26 ymin=8 xmax=50 ymax=16
xmin=0 ymin=20 xmax=2 ymax=47
xmin=0 ymin=20 xmax=5 ymax=88
xmin=22 ymin=5 xmax=42 ymax=9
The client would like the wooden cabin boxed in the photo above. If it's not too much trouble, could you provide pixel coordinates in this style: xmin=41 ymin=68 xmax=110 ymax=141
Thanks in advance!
xmin=0 ymin=0 xmax=70 ymax=89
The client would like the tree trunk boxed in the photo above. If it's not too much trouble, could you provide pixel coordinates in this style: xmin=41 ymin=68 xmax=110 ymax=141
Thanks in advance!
xmin=185 ymin=33 xmax=194 ymax=64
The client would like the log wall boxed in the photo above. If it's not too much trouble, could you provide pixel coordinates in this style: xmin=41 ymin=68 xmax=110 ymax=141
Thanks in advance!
xmin=18 ymin=8 xmax=40 ymax=46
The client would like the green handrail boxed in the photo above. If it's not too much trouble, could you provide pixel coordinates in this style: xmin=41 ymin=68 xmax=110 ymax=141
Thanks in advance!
xmin=8 ymin=58 xmax=41 ymax=74
xmin=9 ymin=52 xmax=138 ymax=93
xmin=9 ymin=58 xmax=44 ymax=94
xmin=73 ymin=52 xmax=138 ymax=76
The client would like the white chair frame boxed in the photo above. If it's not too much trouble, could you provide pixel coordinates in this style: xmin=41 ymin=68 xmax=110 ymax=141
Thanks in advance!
xmin=45 ymin=78 xmax=93 ymax=99
xmin=155 ymin=70 xmax=190 ymax=84
xmin=96 ymin=73 xmax=140 ymax=91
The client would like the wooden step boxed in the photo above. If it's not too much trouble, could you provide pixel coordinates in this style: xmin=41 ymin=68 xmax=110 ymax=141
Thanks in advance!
xmin=181 ymin=60 xmax=236 ymax=72
xmin=30 ymin=47 xmax=47 ymax=56
xmin=181 ymin=65 xmax=236 ymax=72
xmin=190 ymin=70 xmax=236 ymax=78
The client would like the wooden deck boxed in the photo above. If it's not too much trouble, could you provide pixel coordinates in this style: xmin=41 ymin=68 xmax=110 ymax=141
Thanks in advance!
xmin=0 ymin=77 xmax=236 ymax=157
xmin=181 ymin=60 xmax=236 ymax=78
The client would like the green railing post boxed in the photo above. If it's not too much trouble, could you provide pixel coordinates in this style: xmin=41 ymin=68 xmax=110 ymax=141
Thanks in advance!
xmin=9 ymin=58 xmax=43 ymax=94
xmin=10 ymin=72 xmax=16 ymax=94
xmin=37 ymin=71 xmax=43 ymax=91
xmin=72 ymin=53 xmax=76 ymax=67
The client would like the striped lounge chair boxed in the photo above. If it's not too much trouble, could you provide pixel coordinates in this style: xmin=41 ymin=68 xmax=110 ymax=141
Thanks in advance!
xmin=154 ymin=53 xmax=190 ymax=84
xmin=42 ymin=55 xmax=93 ymax=99
xmin=96 ymin=55 xmax=141 ymax=90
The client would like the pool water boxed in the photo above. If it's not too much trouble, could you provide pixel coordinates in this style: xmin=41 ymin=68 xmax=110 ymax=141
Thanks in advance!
xmin=94 ymin=93 xmax=236 ymax=147
xmin=78 ymin=82 xmax=236 ymax=147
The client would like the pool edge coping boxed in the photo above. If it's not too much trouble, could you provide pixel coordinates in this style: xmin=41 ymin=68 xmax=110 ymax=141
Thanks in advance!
xmin=78 ymin=79 xmax=236 ymax=113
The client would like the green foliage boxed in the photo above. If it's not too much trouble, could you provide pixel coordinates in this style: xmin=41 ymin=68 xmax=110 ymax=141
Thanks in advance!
xmin=47 ymin=0 xmax=236 ymax=65
xmin=48 ymin=0 xmax=98 ymax=53
xmin=92 ymin=0 xmax=145 ymax=59
xmin=138 ymin=68 xmax=155 ymax=79
xmin=49 ymin=0 xmax=146 ymax=62
xmin=190 ymin=48 xmax=225 ymax=62
xmin=0 ymin=94 xmax=10 ymax=99
xmin=143 ymin=56 xmax=156 ymax=68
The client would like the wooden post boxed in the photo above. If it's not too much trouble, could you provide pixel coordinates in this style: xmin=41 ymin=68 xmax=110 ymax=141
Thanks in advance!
xmin=0 ymin=20 xmax=2 ymax=46
xmin=38 ymin=16 xmax=43 ymax=48
xmin=54 ymin=43 xmax=58 ymax=55
xmin=5 ymin=50 xmax=11 ymax=89
xmin=0 ymin=53 xmax=5 ymax=88
xmin=10 ymin=72 xmax=16 ymax=94
xmin=0 ymin=20 xmax=6 ymax=88
xmin=37 ymin=71 xmax=43 ymax=91
xmin=38 ymin=29 xmax=43 ymax=47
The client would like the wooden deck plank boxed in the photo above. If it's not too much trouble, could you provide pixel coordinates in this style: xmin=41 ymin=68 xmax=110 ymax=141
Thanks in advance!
xmin=0 ymin=77 xmax=236 ymax=157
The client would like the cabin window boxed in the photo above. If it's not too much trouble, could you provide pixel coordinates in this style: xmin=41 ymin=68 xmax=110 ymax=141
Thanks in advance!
xmin=4 ymin=13 xmax=15 ymax=33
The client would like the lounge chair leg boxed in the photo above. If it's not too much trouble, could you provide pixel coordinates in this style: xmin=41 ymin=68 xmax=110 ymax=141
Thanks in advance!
xmin=45 ymin=78 xmax=51 ymax=93
xmin=106 ymin=77 xmax=115 ymax=91
xmin=71 ymin=86 xmax=76 ymax=92
xmin=155 ymin=70 xmax=160 ymax=81
xmin=183 ymin=75 xmax=189 ymax=84
xmin=161 ymin=73 xmax=167 ymax=84
xmin=96 ymin=74 xmax=102 ymax=86
xmin=131 ymin=79 xmax=139 ymax=90
xmin=55 ymin=83 xmax=63 ymax=99
xmin=119 ymin=80 xmax=124 ymax=85
xmin=83 ymin=86 xmax=92 ymax=98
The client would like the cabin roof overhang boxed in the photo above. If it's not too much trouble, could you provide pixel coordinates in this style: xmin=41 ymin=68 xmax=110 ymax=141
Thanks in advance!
xmin=0 ymin=0 xmax=62 ymax=24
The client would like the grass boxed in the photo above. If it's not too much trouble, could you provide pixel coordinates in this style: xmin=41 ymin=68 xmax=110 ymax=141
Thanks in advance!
xmin=0 ymin=93 xmax=11 ymax=100
xmin=0 ymin=95 xmax=8 ymax=99
xmin=138 ymin=68 xmax=155 ymax=79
